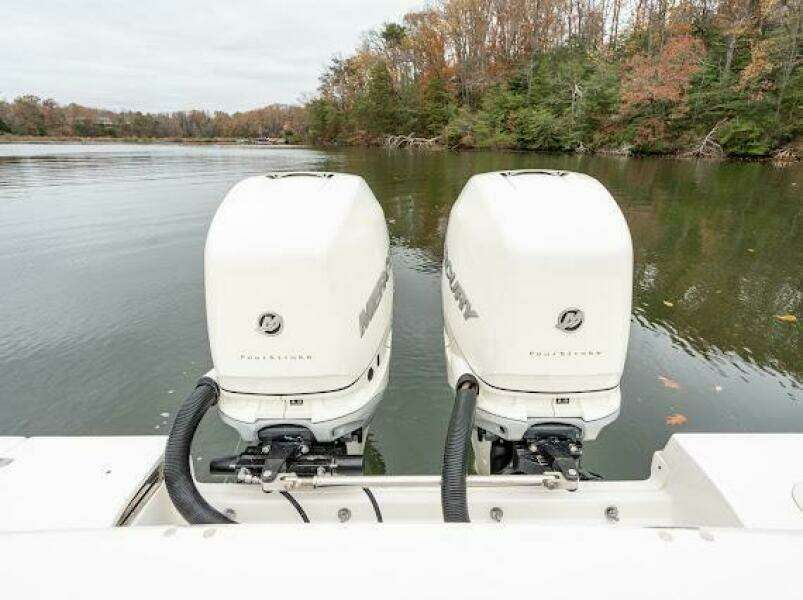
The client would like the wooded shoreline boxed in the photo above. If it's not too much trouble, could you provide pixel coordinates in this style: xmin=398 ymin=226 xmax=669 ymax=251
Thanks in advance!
xmin=3 ymin=0 xmax=799 ymax=163
xmin=0 ymin=135 xmax=304 ymax=146
xmin=2 ymin=135 xmax=797 ymax=164
xmin=306 ymin=0 xmax=801 ymax=161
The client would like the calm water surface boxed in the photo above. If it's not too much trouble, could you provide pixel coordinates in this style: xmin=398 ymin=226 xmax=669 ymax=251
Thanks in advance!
xmin=0 ymin=143 xmax=800 ymax=479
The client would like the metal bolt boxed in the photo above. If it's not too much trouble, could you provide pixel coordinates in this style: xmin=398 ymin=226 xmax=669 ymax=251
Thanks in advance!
xmin=261 ymin=445 xmax=271 ymax=454
xmin=568 ymin=468 xmax=578 ymax=478
xmin=337 ymin=508 xmax=352 ymax=523
xmin=490 ymin=507 xmax=504 ymax=522
xmin=605 ymin=505 xmax=620 ymax=523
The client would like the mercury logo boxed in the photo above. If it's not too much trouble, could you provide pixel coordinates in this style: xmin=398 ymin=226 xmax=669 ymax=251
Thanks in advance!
xmin=444 ymin=252 xmax=478 ymax=320
xmin=556 ymin=308 xmax=584 ymax=332
xmin=256 ymin=312 xmax=283 ymax=335
xmin=359 ymin=255 xmax=391 ymax=338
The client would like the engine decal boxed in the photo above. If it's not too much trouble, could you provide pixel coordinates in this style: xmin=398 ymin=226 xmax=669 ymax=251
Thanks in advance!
xmin=529 ymin=350 xmax=603 ymax=357
xmin=556 ymin=308 xmax=584 ymax=332
xmin=240 ymin=354 xmax=312 ymax=360
xmin=359 ymin=255 xmax=391 ymax=338
xmin=256 ymin=312 xmax=283 ymax=335
xmin=444 ymin=251 xmax=479 ymax=320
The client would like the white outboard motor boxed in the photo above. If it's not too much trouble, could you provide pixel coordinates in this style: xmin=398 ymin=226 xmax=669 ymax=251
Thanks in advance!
xmin=442 ymin=170 xmax=632 ymax=479
xmin=204 ymin=172 xmax=392 ymax=478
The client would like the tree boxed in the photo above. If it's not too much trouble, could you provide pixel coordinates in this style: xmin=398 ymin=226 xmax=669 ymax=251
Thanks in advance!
xmin=12 ymin=95 xmax=47 ymax=135
xmin=515 ymin=107 xmax=561 ymax=149
xmin=420 ymin=76 xmax=455 ymax=135
xmin=357 ymin=60 xmax=401 ymax=136
xmin=620 ymin=35 xmax=706 ymax=113
xmin=304 ymin=0 xmax=800 ymax=156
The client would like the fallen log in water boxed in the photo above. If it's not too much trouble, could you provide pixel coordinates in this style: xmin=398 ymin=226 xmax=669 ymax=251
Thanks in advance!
xmin=384 ymin=133 xmax=441 ymax=149
xmin=772 ymin=146 xmax=799 ymax=166
xmin=683 ymin=120 xmax=726 ymax=159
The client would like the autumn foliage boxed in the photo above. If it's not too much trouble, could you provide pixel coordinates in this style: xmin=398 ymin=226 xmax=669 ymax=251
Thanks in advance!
xmin=620 ymin=35 xmax=705 ymax=112
xmin=0 ymin=97 xmax=306 ymax=142
xmin=2 ymin=0 xmax=799 ymax=157
xmin=306 ymin=0 xmax=801 ymax=157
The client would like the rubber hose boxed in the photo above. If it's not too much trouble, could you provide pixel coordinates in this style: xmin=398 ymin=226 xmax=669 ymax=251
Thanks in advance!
xmin=441 ymin=374 xmax=479 ymax=523
xmin=164 ymin=376 xmax=236 ymax=524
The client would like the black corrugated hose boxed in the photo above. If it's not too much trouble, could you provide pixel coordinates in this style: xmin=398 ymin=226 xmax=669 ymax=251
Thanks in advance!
xmin=164 ymin=376 xmax=236 ymax=524
xmin=440 ymin=374 xmax=479 ymax=523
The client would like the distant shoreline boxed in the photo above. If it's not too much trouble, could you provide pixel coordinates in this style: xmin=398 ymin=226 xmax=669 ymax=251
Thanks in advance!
xmin=0 ymin=135 xmax=797 ymax=165
xmin=0 ymin=135 xmax=307 ymax=147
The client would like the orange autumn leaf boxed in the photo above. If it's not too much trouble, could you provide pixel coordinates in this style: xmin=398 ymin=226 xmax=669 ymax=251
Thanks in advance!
xmin=775 ymin=314 xmax=797 ymax=324
xmin=666 ymin=413 xmax=688 ymax=426
xmin=663 ymin=300 xmax=674 ymax=307
xmin=658 ymin=375 xmax=681 ymax=390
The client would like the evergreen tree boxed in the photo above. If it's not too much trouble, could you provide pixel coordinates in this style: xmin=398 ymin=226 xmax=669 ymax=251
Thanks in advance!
xmin=357 ymin=61 xmax=400 ymax=136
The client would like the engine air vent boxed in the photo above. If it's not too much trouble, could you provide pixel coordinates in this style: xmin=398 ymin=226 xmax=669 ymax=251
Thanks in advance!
xmin=265 ymin=172 xmax=334 ymax=179
xmin=500 ymin=170 xmax=567 ymax=177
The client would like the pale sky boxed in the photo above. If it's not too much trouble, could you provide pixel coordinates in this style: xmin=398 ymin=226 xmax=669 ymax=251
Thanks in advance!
xmin=1 ymin=0 xmax=424 ymax=113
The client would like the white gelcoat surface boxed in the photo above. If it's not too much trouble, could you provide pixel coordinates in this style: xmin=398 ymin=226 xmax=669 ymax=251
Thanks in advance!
xmin=0 ymin=436 xmax=164 ymax=532
xmin=1 ymin=524 xmax=802 ymax=599
xmin=205 ymin=172 xmax=392 ymax=396
xmin=1 ymin=434 xmax=803 ymax=597
xmin=442 ymin=170 xmax=632 ymax=438
xmin=443 ymin=170 xmax=633 ymax=393
xmin=670 ymin=434 xmax=803 ymax=528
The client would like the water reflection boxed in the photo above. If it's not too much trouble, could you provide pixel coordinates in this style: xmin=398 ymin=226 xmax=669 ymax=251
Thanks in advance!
xmin=322 ymin=149 xmax=801 ymax=477
xmin=0 ymin=144 xmax=799 ymax=479
xmin=326 ymin=149 xmax=801 ymax=379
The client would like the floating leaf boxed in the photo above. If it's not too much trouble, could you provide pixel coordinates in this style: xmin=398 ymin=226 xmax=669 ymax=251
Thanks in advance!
xmin=775 ymin=314 xmax=797 ymax=324
xmin=663 ymin=300 xmax=674 ymax=307
xmin=666 ymin=413 xmax=688 ymax=426
xmin=658 ymin=375 xmax=681 ymax=390
xmin=747 ymin=248 xmax=755 ymax=253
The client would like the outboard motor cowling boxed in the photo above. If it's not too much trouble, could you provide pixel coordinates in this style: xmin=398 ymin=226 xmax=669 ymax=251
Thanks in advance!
xmin=442 ymin=170 xmax=632 ymax=477
xmin=165 ymin=172 xmax=393 ymax=522
xmin=206 ymin=172 xmax=392 ymax=472
xmin=206 ymin=173 xmax=392 ymax=401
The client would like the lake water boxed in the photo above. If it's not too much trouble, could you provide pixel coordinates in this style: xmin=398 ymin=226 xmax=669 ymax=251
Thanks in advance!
xmin=0 ymin=143 xmax=800 ymax=479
